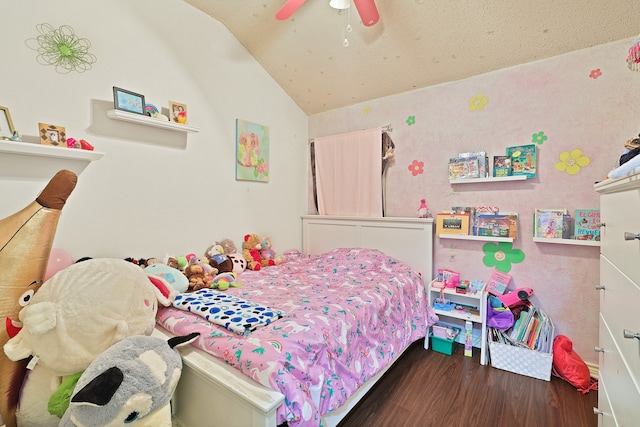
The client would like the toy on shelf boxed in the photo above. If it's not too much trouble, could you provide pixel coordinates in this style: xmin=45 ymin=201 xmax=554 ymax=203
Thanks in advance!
xmin=417 ymin=199 xmax=432 ymax=218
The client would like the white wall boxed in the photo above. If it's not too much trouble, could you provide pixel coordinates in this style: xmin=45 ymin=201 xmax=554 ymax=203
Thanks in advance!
xmin=0 ymin=0 xmax=309 ymax=259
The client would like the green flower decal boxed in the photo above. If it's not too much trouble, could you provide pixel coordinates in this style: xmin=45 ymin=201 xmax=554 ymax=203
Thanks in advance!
xmin=555 ymin=149 xmax=591 ymax=175
xmin=406 ymin=115 xmax=416 ymax=126
xmin=469 ymin=94 xmax=488 ymax=111
xmin=532 ymin=131 xmax=547 ymax=145
xmin=483 ymin=242 xmax=524 ymax=273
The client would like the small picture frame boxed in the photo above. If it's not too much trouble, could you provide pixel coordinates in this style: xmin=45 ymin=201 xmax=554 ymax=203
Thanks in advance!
xmin=169 ymin=101 xmax=187 ymax=124
xmin=0 ymin=106 xmax=15 ymax=139
xmin=113 ymin=86 xmax=145 ymax=115
xmin=38 ymin=123 xmax=66 ymax=147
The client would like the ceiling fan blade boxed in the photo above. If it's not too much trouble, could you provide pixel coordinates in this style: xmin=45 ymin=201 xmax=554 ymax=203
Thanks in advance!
xmin=276 ymin=0 xmax=307 ymax=20
xmin=353 ymin=0 xmax=379 ymax=26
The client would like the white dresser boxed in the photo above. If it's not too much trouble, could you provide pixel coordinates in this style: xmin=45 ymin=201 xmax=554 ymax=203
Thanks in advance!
xmin=595 ymin=174 xmax=640 ymax=426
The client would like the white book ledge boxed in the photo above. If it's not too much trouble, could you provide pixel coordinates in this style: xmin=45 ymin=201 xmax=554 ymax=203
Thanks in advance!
xmin=107 ymin=109 xmax=200 ymax=133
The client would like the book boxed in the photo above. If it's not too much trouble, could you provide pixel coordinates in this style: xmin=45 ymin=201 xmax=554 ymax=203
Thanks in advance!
xmin=506 ymin=144 xmax=536 ymax=178
xmin=459 ymin=151 xmax=489 ymax=178
xmin=534 ymin=208 xmax=566 ymax=238
xmin=476 ymin=212 xmax=518 ymax=239
xmin=574 ymin=209 xmax=601 ymax=241
xmin=435 ymin=212 xmax=471 ymax=236
xmin=493 ymin=155 xmax=512 ymax=177
xmin=487 ymin=270 xmax=512 ymax=296
xmin=448 ymin=157 xmax=479 ymax=180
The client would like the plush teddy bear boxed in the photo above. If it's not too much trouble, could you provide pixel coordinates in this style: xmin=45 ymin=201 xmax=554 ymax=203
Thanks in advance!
xmin=184 ymin=263 xmax=211 ymax=292
xmin=205 ymin=242 xmax=235 ymax=274
xmin=260 ymin=237 xmax=284 ymax=266
xmin=242 ymin=234 xmax=264 ymax=271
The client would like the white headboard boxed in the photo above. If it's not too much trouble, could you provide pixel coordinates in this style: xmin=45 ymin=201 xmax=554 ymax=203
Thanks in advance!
xmin=301 ymin=215 xmax=434 ymax=281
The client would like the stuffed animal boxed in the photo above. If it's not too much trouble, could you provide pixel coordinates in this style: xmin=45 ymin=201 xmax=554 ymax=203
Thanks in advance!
xmin=228 ymin=253 xmax=247 ymax=274
xmin=0 ymin=169 xmax=77 ymax=427
xmin=260 ymin=237 xmax=285 ymax=266
xmin=242 ymin=234 xmax=263 ymax=271
xmin=3 ymin=258 xmax=175 ymax=427
xmin=58 ymin=332 xmax=199 ymax=427
xmin=204 ymin=241 xmax=234 ymax=274
xmin=184 ymin=263 xmax=211 ymax=292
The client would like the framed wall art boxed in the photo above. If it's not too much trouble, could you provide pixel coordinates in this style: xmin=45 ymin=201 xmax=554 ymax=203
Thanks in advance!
xmin=0 ymin=106 xmax=15 ymax=139
xmin=169 ymin=101 xmax=187 ymax=124
xmin=113 ymin=86 xmax=145 ymax=115
xmin=236 ymin=118 xmax=270 ymax=182
xmin=38 ymin=123 xmax=66 ymax=146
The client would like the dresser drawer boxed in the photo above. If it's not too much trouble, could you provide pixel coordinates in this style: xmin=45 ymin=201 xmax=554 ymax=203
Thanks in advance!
xmin=600 ymin=188 xmax=640 ymax=285
xmin=600 ymin=256 xmax=640 ymax=383
xmin=598 ymin=316 xmax=640 ymax=426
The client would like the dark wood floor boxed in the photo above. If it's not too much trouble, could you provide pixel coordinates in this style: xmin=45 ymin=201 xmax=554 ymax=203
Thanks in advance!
xmin=337 ymin=339 xmax=598 ymax=427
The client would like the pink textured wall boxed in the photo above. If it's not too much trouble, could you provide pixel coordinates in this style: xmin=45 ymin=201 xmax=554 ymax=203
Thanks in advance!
xmin=309 ymin=38 xmax=640 ymax=365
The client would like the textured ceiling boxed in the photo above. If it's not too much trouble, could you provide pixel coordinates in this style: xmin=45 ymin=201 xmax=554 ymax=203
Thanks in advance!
xmin=184 ymin=0 xmax=640 ymax=115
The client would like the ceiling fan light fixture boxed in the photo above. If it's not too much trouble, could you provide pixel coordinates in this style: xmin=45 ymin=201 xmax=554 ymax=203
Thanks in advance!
xmin=329 ymin=0 xmax=350 ymax=10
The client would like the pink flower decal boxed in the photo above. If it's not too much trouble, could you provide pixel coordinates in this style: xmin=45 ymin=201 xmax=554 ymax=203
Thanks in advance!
xmin=589 ymin=69 xmax=602 ymax=79
xmin=408 ymin=160 xmax=424 ymax=176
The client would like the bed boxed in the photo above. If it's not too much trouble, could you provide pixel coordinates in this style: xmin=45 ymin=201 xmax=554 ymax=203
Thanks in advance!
xmin=154 ymin=215 xmax=435 ymax=427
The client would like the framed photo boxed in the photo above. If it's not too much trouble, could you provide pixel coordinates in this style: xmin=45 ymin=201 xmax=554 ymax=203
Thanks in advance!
xmin=113 ymin=86 xmax=145 ymax=115
xmin=236 ymin=118 xmax=270 ymax=182
xmin=38 ymin=123 xmax=66 ymax=147
xmin=169 ymin=101 xmax=187 ymax=124
xmin=0 ymin=106 xmax=15 ymax=139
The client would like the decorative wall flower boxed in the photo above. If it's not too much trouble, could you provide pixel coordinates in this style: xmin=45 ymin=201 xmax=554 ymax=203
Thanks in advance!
xmin=363 ymin=106 xmax=370 ymax=114
xmin=26 ymin=23 xmax=97 ymax=73
xmin=408 ymin=160 xmax=424 ymax=176
xmin=406 ymin=115 xmax=416 ymax=126
xmin=555 ymin=149 xmax=591 ymax=175
xmin=482 ymin=242 xmax=524 ymax=273
xmin=469 ymin=94 xmax=488 ymax=111
xmin=589 ymin=68 xmax=602 ymax=79
xmin=532 ymin=131 xmax=547 ymax=145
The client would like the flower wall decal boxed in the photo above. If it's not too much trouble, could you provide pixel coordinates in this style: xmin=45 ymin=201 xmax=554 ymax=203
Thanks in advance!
xmin=406 ymin=115 xmax=416 ymax=126
xmin=26 ymin=23 xmax=97 ymax=73
xmin=589 ymin=68 xmax=602 ymax=79
xmin=408 ymin=160 xmax=424 ymax=176
xmin=555 ymin=149 xmax=591 ymax=175
xmin=469 ymin=94 xmax=488 ymax=111
xmin=482 ymin=242 xmax=524 ymax=273
xmin=363 ymin=106 xmax=370 ymax=114
xmin=532 ymin=131 xmax=547 ymax=145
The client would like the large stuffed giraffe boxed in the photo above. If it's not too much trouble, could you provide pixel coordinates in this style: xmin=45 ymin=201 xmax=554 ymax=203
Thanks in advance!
xmin=0 ymin=170 xmax=77 ymax=427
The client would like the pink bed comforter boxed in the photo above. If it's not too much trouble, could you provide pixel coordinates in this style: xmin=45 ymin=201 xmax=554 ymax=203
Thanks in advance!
xmin=156 ymin=248 xmax=438 ymax=427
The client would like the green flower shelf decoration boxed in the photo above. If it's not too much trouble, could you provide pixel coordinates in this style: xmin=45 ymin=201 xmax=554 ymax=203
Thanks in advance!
xmin=482 ymin=242 xmax=525 ymax=273
xmin=26 ymin=23 xmax=97 ymax=73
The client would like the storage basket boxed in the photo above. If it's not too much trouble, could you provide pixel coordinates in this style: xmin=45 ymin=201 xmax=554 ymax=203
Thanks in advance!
xmin=488 ymin=338 xmax=553 ymax=381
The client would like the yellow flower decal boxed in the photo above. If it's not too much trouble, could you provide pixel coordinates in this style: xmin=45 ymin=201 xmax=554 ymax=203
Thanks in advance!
xmin=555 ymin=149 xmax=591 ymax=175
xmin=469 ymin=94 xmax=488 ymax=111
xmin=363 ymin=106 xmax=370 ymax=114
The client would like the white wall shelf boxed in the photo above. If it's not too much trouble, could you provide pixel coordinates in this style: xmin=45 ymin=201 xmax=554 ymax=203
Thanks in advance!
xmin=532 ymin=237 xmax=600 ymax=247
xmin=106 ymin=109 xmax=200 ymax=133
xmin=449 ymin=175 xmax=528 ymax=184
xmin=0 ymin=139 xmax=104 ymax=162
xmin=438 ymin=234 xmax=514 ymax=243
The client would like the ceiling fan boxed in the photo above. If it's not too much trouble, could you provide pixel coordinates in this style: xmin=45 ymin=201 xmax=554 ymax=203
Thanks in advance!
xmin=276 ymin=0 xmax=379 ymax=27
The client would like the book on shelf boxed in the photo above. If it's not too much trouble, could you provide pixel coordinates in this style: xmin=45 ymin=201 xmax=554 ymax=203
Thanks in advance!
xmin=574 ymin=209 xmax=601 ymax=241
xmin=459 ymin=151 xmax=489 ymax=178
xmin=506 ymin=144 xmax=536 ymax=178
xmin=493 ymin=155 xmax=512 ymax=177
xmin=475 ymin=212 xmax=518 ymax=240
xmin=448 ymin=157 xmax=479 ymax=180
xmin=534 ymin=208 xmax=566 ymax=239
xmin=435 ymin=212 xmax=471 ymax=236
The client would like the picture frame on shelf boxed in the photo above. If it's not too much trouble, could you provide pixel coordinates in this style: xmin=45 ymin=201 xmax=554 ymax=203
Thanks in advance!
xmin=0 ymin=106 xmax=15 ymax=139
xmin=113 ymin=86 xmax=145 ymax=115
xmin=38 ymin=123 xmax=66 ymax=147
xmin=169 ymin=101 xmax=187 ymax=124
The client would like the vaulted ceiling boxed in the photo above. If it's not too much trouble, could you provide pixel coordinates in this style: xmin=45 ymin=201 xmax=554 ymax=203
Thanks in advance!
xmin=184 ymin=0 xmax=640 ymax=115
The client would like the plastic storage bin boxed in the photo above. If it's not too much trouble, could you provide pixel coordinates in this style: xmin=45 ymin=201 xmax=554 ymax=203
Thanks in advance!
xmin=430 ymin=326 xmax=461 ymax=355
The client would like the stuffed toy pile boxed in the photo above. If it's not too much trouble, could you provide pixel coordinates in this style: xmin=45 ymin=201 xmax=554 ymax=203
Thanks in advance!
xmin=0 ymin=170 xmax=77 ymax=427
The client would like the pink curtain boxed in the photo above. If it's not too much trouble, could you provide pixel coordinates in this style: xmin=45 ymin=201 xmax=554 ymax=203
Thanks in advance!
xmin=314 ymin=127 xmax=383 ymax=217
